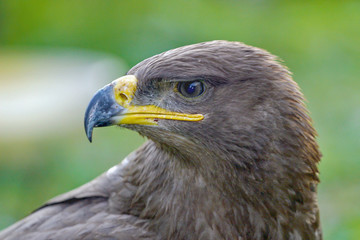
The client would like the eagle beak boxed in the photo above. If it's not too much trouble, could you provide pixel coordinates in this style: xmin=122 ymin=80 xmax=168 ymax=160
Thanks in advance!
xmin=84 ymin=75 xmax=204 ymax=142
xmin=84 ymin=81 xmax=124 ymax=142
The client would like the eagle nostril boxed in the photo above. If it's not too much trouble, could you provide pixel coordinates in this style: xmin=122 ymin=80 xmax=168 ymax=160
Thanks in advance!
xmin=119 ymin=93 xmax=128 ymax=103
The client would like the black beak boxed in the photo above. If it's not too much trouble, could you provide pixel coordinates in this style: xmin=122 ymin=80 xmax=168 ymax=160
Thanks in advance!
xmin=84 ymin=83 xmax=124 ymax=142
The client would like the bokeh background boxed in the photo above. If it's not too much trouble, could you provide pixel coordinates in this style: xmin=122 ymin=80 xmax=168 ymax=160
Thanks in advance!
xmin=0 ymin=1 xmax=359 ymax=239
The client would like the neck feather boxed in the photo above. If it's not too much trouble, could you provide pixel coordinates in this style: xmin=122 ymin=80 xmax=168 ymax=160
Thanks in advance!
xmin=121 ymin=140 xmax=321 ymax=239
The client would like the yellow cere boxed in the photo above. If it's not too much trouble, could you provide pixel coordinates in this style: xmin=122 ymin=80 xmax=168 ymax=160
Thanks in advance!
xmin=111 ymin=75 xmax=204 ymax=125
xmin=113 ymin=75 xmax=138 ymax=107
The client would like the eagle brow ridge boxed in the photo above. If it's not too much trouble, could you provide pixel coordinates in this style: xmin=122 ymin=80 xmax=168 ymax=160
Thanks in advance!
xmin=150 ymin=75 xmax=228 ymax=87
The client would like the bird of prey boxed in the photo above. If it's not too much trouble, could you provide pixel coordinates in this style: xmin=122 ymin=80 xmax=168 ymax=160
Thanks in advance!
xmin=0 ymin=40 xmax=322 ymax=240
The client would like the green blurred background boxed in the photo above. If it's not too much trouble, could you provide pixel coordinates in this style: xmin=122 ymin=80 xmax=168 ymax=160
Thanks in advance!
xmin=0 ymin=0 xmax=359 ymax=239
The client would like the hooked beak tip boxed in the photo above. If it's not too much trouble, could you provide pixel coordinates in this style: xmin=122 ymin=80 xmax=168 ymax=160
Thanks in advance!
xmin=84 ymin=83 xmax=123 ymax=143
xmin=84 ymin=112 xmax=94 ymax=143
xmin=86 ymin=128 xmax=93 ymax=143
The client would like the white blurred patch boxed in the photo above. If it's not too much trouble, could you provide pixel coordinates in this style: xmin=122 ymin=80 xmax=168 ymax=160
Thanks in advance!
xmin=106 ymin=165 xmax=120 ymax=178
xmin=0 ymin=48 xmax=127 ymax=140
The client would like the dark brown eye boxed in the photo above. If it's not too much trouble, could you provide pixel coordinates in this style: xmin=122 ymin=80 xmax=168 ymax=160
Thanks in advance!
xmin=177 ymin=81 xmax=205 ymax=98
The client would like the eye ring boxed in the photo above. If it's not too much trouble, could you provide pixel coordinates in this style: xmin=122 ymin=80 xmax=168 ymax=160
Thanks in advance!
xmin=176 ymin=81 xmax=205 ymax=98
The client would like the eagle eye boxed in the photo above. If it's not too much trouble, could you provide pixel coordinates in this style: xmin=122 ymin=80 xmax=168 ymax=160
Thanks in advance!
xmin=177 ymin=81 xmax=205 ymax=98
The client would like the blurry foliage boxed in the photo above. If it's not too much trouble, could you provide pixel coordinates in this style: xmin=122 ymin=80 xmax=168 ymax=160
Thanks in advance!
xmin=0 ymin=1 xmax=360 ymax=239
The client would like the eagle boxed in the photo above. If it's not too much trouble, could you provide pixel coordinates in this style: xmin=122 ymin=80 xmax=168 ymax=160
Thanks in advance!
xmin=0 ymin=40 xmax=322 ymax=240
